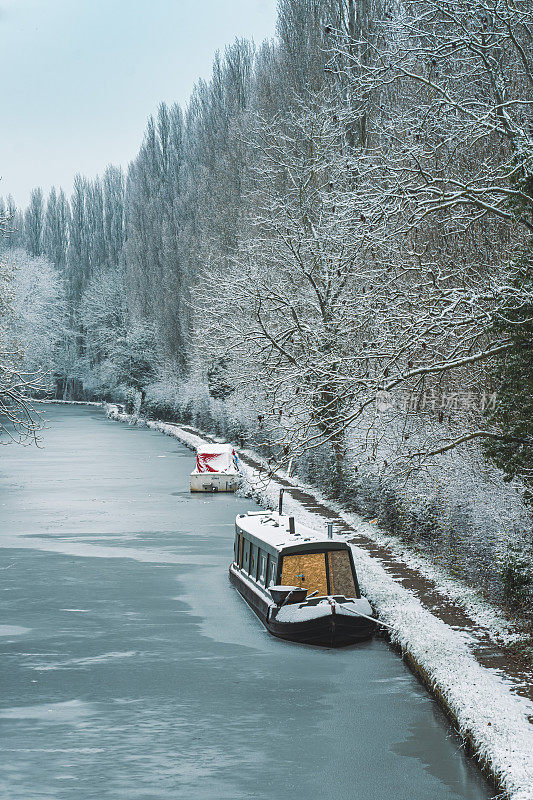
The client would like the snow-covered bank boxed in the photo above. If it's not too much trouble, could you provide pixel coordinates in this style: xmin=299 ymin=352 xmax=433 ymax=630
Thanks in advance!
xmin=32 ymin=398 xmax=104 ymax=406
xmin=104 ymin=403 xmax=533 ymax=800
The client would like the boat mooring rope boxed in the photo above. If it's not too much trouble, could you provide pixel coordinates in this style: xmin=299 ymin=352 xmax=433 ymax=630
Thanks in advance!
xmin=338 ymin=604 xmax=396 ymax=632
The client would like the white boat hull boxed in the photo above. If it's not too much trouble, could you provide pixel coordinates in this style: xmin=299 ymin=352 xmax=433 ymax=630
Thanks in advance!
xmin=190 ymin=472 xmax=240 ymax=492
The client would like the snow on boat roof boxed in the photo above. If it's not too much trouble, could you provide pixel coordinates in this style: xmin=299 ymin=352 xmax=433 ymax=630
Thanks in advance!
xmin=236 ymin=511 xmax=346 ymax=553
xmin=196 ymin=443 xmax=235 ymax=454
xmin=194 ymin=443 xmax=239 ymax=474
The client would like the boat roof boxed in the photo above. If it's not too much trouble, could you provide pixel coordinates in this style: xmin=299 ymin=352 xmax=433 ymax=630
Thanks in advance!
xmin=197 ymin=443 xmax=235 ymax=455
xmin=235 ymin=511 xmax=348 ymax=556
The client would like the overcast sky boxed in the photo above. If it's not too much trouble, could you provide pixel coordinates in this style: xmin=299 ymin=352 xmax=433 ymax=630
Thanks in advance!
xmin=0 ymin=0 xmax=278 ymax=208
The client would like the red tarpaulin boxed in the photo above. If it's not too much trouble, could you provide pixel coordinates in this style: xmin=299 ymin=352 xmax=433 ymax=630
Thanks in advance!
xmin=194 ymin=444 xmax=239 ymax=474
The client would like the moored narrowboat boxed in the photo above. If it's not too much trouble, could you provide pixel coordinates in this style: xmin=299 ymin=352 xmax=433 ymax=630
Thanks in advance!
xmin=229 ymin=511 xmax=376 ymax=647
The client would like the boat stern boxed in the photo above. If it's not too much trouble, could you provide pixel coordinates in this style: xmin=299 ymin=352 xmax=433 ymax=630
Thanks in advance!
xmin=190 ymin=471 xmax=241 ymax=492
xmin=269 ymin=595 xmax=376 ymax=647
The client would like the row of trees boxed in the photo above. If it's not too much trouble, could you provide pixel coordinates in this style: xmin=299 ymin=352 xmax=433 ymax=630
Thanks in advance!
xmin=200 ymin=0 xmax=532 ymax=494
xmin=1 ymin=0 xmax=531 ymax=500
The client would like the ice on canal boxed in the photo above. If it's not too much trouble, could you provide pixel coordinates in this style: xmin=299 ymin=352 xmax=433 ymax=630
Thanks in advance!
xmin=0 ymin=406 xmax=496 ymax=800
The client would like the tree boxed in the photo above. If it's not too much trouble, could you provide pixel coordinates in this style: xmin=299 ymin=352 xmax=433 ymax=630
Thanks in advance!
xmin=0 ymin=351 xmax=44 ymax=443
xmin=331 ymin=0 xmax=532 ymax=232
xmin=300 ymin=0 xmax=533 ymax=473
xmin=124 ymin=102 xmax=188 ymax=372
xmin=24 ymin=188 xmax=44 ymax=256
xmin=68 ymin=174 xmax=91 ymax=306
xmin=43 ymin=187 xmax=70 ymax=272
xmin=484 ymin=256 xmax=533 ymax=500
xmin=102 ymin=166 xmax=125 ymax=269
xmin=0 ymin=219 xmax=45 ymax=443
xmin=5 ymin=249 xmax=68 ymax=378
xmin=78 ymin=265 xmax=127 ymax=394
xmin=193 ymin=0 xmax=532 ymax=480
xmin=196 ymin=99 xmax=364 ymax=476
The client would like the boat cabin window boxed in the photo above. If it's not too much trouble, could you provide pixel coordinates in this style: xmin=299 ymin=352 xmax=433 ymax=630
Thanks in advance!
xmin=280 ymin=549 xmax=356 ymax=597
xmin=267 ymin=559 xmax=277 ymax=587
xmin=258 ymin=553 xmax=267 ymax=585
xmin=243 ymin=539 xmax=250 ymax=573
xmin=327 ymin=550 xmax=356 ymax=597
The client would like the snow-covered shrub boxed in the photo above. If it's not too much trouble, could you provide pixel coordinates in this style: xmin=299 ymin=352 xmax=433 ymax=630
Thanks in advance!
xmin=499 ymin=544 xmax=533 ymax=609
xmin=123 ymin=387 xmax=143 ymax=416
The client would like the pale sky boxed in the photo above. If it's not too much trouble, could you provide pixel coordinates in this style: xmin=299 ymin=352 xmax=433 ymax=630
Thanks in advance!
xmin=0 ymin=0 xmax=278 ymax=207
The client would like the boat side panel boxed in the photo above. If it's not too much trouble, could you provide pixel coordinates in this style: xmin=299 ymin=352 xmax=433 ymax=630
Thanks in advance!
xmin=229 ymin=565 xmax=270 ymax=623
xmin=190 ymin=473 xmax=240 ymax=492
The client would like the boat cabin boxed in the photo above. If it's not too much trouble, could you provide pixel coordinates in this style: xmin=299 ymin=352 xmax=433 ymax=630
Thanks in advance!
xmin=233 ymin=512 xmax=361 ymax=599
xmin=230 ymin=511 xmax=374 ymax=647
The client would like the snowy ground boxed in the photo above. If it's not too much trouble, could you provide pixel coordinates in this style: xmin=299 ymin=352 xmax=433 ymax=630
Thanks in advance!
xmin=103 ymin=404 xmax=533 ymax=800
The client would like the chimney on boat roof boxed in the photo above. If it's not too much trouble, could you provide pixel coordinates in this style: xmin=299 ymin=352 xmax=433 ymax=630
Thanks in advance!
xmin=288 ymin=517 xmax=295 ymax=536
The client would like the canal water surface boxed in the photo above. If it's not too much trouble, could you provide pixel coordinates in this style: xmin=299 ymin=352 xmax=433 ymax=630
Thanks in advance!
xmin=0 ymin=406 xmax=495 ymax=799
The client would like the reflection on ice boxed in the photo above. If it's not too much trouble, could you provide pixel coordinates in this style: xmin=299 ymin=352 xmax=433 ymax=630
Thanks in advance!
xmin=0 ymin=625 xmax=31 ymax=637
xmin=37 ymin=651 xmax=138 ymax=671
xmin=2 ymin=747 xmax=104 ymax=754
xmin=0 ymin=699 xmax=94 ymax=723
xmin=0 ymin=533 xmax=207 ymax=565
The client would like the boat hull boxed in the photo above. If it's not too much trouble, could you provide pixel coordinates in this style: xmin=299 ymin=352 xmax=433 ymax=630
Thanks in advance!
xmin=229 ymin=565 xmax=374 ymax=648
xmin=190 ymin=472 xmax=240 ymax=492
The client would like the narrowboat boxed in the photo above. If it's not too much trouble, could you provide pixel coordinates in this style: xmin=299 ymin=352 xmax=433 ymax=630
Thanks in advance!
xmin=229 ymin=510 xmax=376 ymax=647
xmin=190 ymin=444 xmax=241 ymax=492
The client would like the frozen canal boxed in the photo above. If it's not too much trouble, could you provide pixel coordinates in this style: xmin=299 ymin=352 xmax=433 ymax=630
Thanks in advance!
xmin=0 ymin=406 xmax=495 ymax=800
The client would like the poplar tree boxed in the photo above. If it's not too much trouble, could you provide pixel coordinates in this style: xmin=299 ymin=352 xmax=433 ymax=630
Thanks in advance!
xmin=24 ymin=188 xmax=44 ymax=256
